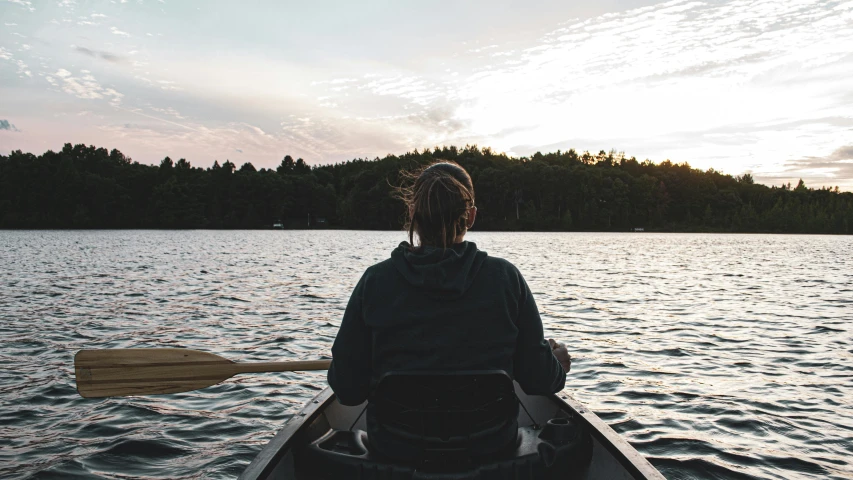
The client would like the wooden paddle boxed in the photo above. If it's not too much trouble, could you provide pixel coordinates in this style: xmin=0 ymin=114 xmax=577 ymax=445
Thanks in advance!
xmin=74 ymin=348 xmax=331 ymax=398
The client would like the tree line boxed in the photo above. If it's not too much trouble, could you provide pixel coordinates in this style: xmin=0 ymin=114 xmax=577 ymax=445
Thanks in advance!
xmin=1 ymin=143 xmax=851 ymax=234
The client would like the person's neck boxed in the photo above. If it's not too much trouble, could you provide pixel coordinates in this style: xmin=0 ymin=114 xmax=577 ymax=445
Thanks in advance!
xmin=417 ymin=236 xmax=466 ymax=249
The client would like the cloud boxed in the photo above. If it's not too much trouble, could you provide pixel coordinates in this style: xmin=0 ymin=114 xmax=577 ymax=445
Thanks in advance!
xmin=51 ymin=69 xmax=124 ymax=106
xmin=110 ymin=26 xmax=130 ymax=37
xmin=7 ymin=0 xmax=35 ymax=12
xmin=394 ymin=0 xmax=852 ymax=186
xmin=829 ymin=146 xmax=853 ymax=161
xmin=10 ymin=58 xmax=31 ymax=77
xmin=74 ymin=46 xmax=125 ymax=63
xmin=0 ymin=120 xmax=20 ymax=132
xmin=149 ymin=106 xmax=184 ymax=119
xmin=750 ymin=145 xmax=853 ymax=190
xmin=100 ymin=52 xmax=122 ymax=62
xmin=5 ymin=0 xmax=849 ymax=187
xmin=311 ymin=77 xmax=360 ymax=87
xmin=153 ymin=79 xmax=182 ymax=91
xmin=775 ymin=146 xmax=853 ymax=180
xmin=358 ymin=75 xmax=445 ymax=106
xmin=96 ymin=120 xmax=293 ymax=165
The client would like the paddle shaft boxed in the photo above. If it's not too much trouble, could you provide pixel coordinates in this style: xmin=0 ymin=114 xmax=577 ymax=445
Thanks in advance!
xmin=162 ymin=359 xmax=333 ymax=379
xmin=227 ymin=360 xmax=331 ymax=374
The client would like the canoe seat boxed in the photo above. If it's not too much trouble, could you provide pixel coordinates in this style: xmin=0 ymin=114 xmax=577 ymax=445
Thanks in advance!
xmin=370 ymin=370 xmax=520 ymax=460
xmin=296 ymin=371 xmax=592 ymax=479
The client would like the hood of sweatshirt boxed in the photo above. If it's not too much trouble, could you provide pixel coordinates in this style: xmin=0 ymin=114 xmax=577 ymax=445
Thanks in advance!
xmin=390 ymin=241 xmax=487 ymax=300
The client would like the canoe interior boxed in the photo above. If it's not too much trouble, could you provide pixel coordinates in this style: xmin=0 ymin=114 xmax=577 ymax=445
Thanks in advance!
xmin=240 ymin=383 xmax=664 ymax=480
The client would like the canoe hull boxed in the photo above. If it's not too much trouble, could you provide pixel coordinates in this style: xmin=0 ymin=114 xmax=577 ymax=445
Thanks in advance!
xmin=240 ymin=384 xmax=664 ymax=480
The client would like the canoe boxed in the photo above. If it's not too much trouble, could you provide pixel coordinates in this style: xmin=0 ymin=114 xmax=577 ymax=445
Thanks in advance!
xmin=239 ymin=381 xmax=665 ymax=480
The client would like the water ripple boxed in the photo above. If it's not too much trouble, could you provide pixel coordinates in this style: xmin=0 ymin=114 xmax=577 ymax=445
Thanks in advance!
xmin=0 ymin=231 xmax=851 ymax=479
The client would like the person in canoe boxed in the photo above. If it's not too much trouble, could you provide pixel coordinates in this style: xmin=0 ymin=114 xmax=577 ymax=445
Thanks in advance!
xmin=327 ymin=160 xmax=572 ymax=461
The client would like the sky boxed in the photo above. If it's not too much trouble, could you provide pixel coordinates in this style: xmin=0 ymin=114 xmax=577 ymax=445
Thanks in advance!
xmin=1 ymin=0 xmax=852 ymax=190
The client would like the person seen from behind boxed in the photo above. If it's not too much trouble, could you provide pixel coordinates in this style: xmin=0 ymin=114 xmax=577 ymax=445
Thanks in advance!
xmin=328 ymin=160 xmax=572 ymax=460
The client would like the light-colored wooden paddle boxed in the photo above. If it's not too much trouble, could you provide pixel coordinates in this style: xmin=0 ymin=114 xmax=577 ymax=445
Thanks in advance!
xmin=74 ymin=348 xmax=331 ymax=398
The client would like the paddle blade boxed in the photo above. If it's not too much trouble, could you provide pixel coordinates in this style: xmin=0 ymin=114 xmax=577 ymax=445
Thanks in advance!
xmin=75 ymin=348 xmax=236 ymax=398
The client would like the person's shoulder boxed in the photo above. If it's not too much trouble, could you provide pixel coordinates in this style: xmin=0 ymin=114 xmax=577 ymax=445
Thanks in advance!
xmin=477 ymin=254 xmax=528 ymax=298
xmin=366 ymin=257 xmax=396 ymax=275
xmin=480 ymin=254 xmax=522 ymax=277
xmin=358 ymin=257 xmax=396 ymax=283
xmin=350 ymin=259 xmax=395 ymax=300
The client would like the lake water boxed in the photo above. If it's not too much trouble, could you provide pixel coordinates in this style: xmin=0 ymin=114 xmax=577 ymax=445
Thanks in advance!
xmin=1 ymin=231 xmax=851 ymax=479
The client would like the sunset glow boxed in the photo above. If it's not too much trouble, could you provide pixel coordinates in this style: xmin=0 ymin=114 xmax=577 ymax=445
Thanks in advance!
xmin=1 ymin=0 xmax=852 ymax=189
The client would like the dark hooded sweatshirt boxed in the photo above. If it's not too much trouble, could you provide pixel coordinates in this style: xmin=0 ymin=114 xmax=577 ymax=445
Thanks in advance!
xmin=327 ymin=241 xmax=566 ymax=457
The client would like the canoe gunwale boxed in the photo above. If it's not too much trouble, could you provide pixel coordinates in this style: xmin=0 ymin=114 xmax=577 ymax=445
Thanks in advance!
xmin=557 ymin=393 xmax=665 ymax=480
xmin=239 ymin=387 xmax=665 ymax=480
xmin=238 ymin=388 xmax=335 ymax=480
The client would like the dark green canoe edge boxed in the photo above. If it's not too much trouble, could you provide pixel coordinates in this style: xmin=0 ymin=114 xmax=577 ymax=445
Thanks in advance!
xmin=239 ymin=387 xmax=666 ymax=480
xmin=238 ymin=388 xmax=335 ymax=480
xmin=557 ymin=393 xmax=666 ymax=480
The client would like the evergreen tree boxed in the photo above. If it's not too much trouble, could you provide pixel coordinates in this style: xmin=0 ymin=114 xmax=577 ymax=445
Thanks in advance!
xmin=0 ymin=143 xmax=850 ymax=233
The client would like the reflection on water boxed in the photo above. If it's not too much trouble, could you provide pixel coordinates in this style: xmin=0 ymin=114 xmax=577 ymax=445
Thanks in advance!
xmin=0 ymin=231 xmax=851 ymax=479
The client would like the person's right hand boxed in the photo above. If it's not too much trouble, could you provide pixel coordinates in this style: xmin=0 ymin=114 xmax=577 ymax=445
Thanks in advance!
xmin=548 ymin=338 xmax=572 ymax=373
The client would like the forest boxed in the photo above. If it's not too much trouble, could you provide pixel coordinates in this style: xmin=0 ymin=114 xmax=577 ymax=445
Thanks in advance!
xmin=1 ymin=143 xmax=851 ymax=234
